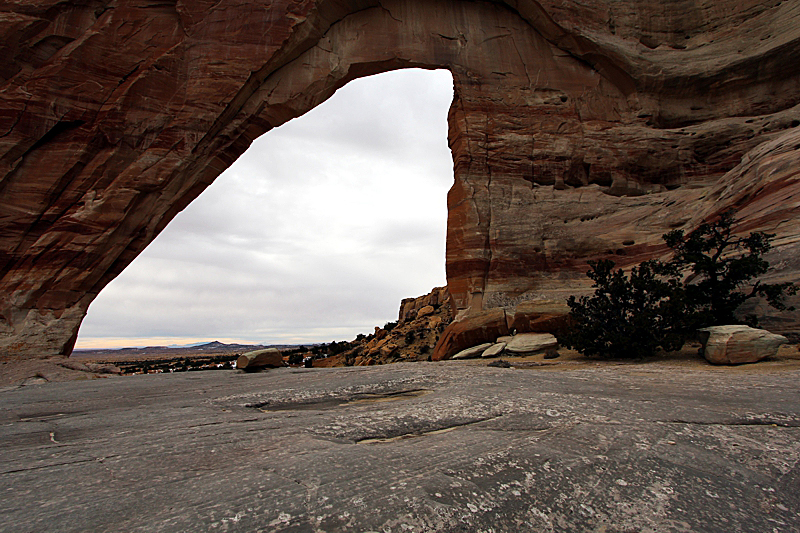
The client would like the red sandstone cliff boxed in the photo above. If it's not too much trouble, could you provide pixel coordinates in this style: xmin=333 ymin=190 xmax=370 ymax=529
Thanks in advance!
xmin=1 ymin=0 xmax=799 ymax=356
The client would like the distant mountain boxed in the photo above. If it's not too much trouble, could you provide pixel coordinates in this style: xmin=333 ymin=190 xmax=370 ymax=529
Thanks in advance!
xmin=72 ymin=341 xmax=312 ymax=360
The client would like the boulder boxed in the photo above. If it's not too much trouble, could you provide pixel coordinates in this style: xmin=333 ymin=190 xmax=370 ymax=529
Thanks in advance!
xmin=510 ymin=300 xmax=572 ymax=336
xmin=451 ymin=343 xmax=495 ymax=360
xmin=417 ymin=306 xmax=435 ymax=319
xmin=427 ymin=316 xmax=442 ymax=330
xmin=698 ymin=325 xmax=788 ymax=365
xmin=236 ymin=348 xmax=283 ymax=370
xmin=432 ymin=309 xmax=509 ymax=361
xmin=481 ymin=343 xmax=506 ymax=358
xmin=379 ymin=343 xmax=399 ymax=358
xmin=505 ymin=334 xmax=559 ymax=355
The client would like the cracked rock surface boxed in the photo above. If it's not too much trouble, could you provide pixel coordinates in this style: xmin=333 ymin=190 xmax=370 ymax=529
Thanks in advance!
xmin=2 ymin=362 xmax=799 ymax=532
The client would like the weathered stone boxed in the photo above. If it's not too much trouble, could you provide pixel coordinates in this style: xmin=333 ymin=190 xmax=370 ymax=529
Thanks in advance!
xmin=340 ymin=286 xmax=454 ymax=365
xmin=379 ymin=342 xmax=399 ymax=358
xmin=3 ymin=363 xmax=800 ymax=531
xmin=433 ymin=308 xmax=509 ymax=361
xmin=399 ymin=287 xmax=449 ymax=323
xmin=236 ymin=348 xmax=283 ymax=370
xmin=1 ymin=0 xmax=800 ymax=356
xmin=451 ymin=343 xmax=494 ymax=360
xmin=481 ymin=343 xmax=506 ymax=358
xmin=416 ymin=306 xmax=435 ymax=319
xmin=57 ymin=360 xmax=91 ymax=373
xmin=510 ymin=300 xmax=572 ymax=336
xmin=699 ymin=325 xmax=788 ymax=365
xmin=505 ymin=333 xmax=559 ymax=355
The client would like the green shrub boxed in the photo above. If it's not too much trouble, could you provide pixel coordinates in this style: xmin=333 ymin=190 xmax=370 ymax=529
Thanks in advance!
xmin=563 ymin=259 xmax=686 ymax=359
xmin=563 ymin=211 xmax=796 ymax=358
xmin=663 ymin=211 xmax=796 ymax=327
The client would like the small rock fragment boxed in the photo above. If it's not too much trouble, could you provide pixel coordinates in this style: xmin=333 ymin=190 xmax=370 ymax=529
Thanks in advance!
xmin=543 ymin=348 xmax=560 ymax=360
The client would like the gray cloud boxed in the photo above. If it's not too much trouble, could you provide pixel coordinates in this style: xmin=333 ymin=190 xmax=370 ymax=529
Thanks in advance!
xmin=77 ymin=69 xmax=455 ymax=348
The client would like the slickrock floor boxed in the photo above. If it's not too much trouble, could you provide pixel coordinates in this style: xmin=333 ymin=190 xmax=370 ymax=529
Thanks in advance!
xmin=2 ymin=358 xmax=799 ymax=532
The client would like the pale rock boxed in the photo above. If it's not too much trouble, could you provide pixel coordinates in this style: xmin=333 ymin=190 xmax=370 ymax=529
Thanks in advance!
xmin=481 ymin=343 xmax=506 ymax=358
xmin=451 ymin=343 xmax=494 ymax=360
xmin=698 ymin=325 xmax=788 ymax=365
xmin=505 ymin=334 xmax=559 ymax=355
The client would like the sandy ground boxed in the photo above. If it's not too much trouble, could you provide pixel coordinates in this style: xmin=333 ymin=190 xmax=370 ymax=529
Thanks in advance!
xmin=2 ymin=343 xmax=799 ymax=387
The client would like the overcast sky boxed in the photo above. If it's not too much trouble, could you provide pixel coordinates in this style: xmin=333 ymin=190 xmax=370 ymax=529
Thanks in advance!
xmin=75 ymin=68 xmax=455 ymax=349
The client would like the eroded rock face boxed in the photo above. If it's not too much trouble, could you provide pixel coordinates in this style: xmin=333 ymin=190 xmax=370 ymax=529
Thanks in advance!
xmin=1 ymin=0 xmax=799 ymax=356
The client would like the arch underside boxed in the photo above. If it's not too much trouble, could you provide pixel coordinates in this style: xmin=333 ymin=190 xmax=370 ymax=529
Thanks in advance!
xmin=1 ymin=0 xmax=799 ymax=356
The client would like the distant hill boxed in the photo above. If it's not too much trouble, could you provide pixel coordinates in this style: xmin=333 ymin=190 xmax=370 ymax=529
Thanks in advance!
xmin=72 ymin=341 xmax=304 ymax=361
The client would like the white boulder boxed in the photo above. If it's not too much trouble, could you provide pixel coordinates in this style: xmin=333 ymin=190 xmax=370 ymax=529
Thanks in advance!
xmin=452 ymin=343 xmax=494 ymax=360
xmin=698 ymin=325 xmax=787 ymax=365
xmin=481 ymin=343 xmax=507 ymax=358
xmin=504 ymin=333 xmax=558 ymax=355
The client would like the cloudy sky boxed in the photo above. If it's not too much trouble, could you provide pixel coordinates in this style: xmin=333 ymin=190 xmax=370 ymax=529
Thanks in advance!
xmin=75 ymin=69 xmax=455 ymax=349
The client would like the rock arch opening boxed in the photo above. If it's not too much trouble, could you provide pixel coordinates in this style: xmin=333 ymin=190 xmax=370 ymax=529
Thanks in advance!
xmin=75 ymin=69 xmax=455 ymax=349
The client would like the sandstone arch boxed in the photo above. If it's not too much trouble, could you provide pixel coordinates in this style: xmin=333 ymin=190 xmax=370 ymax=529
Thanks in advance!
xmin=1 ymin=0 xmax=799 ymax=357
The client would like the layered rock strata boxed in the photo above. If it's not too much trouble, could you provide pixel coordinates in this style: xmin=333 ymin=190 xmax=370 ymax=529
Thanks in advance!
xmin=1 ymin=0 xmax=800 ymax=356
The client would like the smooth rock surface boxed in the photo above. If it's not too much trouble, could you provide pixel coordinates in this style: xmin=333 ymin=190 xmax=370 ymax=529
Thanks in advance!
xmin=504 ymin=333 xmax=559 ymax=355
xmin=481 ymin=342 xmax=506 ymax=358
xmin=1 ymin=363 xmax=799 ymax=532
xmin=2 ymin=0 xmax=800 ymax=356
xmin=699 ymin=325 xmax=788 ymax=365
